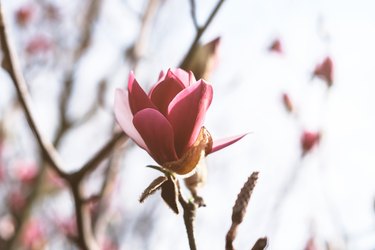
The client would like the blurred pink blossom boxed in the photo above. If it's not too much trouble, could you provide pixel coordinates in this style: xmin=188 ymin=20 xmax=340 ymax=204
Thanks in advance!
xmin=22 ymin=219 xmax=45 ymax=249
xmin=301 ymin=130 xmax=321 ymax=155
xmin=7 ymin=189 xmax=26 ymax=214
xmin=15 ymin=5 xmax=35 ymax=26
xmin=268 ymin=38 xmax=283 ymax=54
xmin=25 ymin=35 xmax=52 ymax=55
xmin=313 ymin=56 xmax=334 ymax=87
xmin=14 ymin=161 xmax=38 ymax=184
xmin=115 ymin=69 xmax=246 ymax=175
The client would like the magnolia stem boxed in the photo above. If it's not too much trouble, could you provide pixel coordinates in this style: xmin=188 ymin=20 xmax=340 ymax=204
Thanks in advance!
xmin=178 ymin=186 xmax=198 ymax=250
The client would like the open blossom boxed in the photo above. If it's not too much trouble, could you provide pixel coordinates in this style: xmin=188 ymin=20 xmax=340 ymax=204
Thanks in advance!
xmin=115 ymin=69 xmax=246 ymax=175
xmin=313 ymin=56 xmax=334 ymax=87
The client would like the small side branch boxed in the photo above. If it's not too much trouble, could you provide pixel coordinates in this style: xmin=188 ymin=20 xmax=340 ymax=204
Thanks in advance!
xmin=180 ymin=0 xmax=226 ymax=69
xmin=189 ymin=0 xmax=199 ymax=30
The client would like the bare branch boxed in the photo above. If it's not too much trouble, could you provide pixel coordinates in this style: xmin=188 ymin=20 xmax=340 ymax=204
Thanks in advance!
xmin=180 ymin=0 xmax=226 ymax=69
xmin=0 ymin=2 xmax=66 ymax=178
xmin=189 ymin=0 xmax=199 ymax=30
xmin=76 ymin=131 xmax=128 ymax=179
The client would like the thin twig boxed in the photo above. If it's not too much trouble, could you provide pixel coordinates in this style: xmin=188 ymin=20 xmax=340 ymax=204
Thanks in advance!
xmin=180 ymin=0 xmax=226 ymax=69
xmin=75 ymin=131 xmax=127 ymax=179
xmin=178 ymin=181 xmax=198 ymax=250
xmin=189 ymin=0 xmax=199 ymax=30
xmin=70 ymin=180 xmax=99 ymax=250
xmin=127 ymin=0 xmax=162 ymax=70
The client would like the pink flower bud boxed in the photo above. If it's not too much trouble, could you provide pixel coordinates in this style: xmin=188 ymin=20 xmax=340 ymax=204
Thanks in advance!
xmin=301 ymin=130 xmax=321 ymax=155
xmin=114 ymin=69 xmax=246 ymax=175
xmin=269 ymin=38 xmax=283 ymax=54
xmin=25 ymin=35 xmax=52 ymax=55
xmin=313 ymin=56 xmax=334 ymax=87
xmin=15 ymin=5 xmax=35 ymax=26
xmin=281 ymin=92 xmax=293 ymax=113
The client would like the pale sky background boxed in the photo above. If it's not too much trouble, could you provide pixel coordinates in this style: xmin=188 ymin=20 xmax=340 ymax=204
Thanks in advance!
xmin=1 ymin=0 xmax=375 ymax=249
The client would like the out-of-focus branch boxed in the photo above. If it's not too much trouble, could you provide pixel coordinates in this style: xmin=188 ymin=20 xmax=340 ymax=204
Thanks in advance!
xmin=226 ymin=172 xmax=259 ymax=250
xmin=54 ymin=0 xmax=104 ymax=145
xmin=188 ymin=0 xmax=199 ymax=30
xmin=0 ymin=2 xmax=66 ymax=179
xmin=127 ymin=0 xmax=163 ymax=70
xmin=70 ymin=180 xmax=99 ymax=250
xmin=75 ymin=131 xmax=127 ymax=179
xmin=180 ymin=0 xmax=226 ymax=69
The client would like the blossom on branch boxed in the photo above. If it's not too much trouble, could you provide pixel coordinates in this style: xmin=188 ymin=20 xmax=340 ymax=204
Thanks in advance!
xmin=115 ymin=69 xmax=246 ymax=175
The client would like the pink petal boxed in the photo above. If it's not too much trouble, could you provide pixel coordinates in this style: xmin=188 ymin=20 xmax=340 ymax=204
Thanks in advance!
xmin=149 ymin=71 xmax=185 ymax=115
xmin=127 ymin=72 xmax=155 ymax=115
xmin=171 ymin=68 xmax=196 ymax=87
xmin=114 ymin=89 xmax=148 ymax=150
xmin=209 ymin=133 xmax=247 ymax=154
xmin=167 ymin=80 xmax=213 ymax=157
xmin=133 ymin=108 xmax=178 ymax=165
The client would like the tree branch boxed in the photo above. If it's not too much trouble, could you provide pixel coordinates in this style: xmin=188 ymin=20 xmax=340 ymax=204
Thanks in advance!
xmin=189 ymin=0 xmax=199 ymax=30
xmin=178 ymin=182 xmax=198 ymax=250
xmin=0 ymin=2 xmax=66 ymax=178
xmin=180 ymin=0 xmax=226 ymax=69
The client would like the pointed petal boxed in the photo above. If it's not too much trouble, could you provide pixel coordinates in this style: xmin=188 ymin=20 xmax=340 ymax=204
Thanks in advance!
xmin=133 ymin=108 xmax=178 ymax=164
xmin=168 ymin=80 xmax=213 ymax=157
xmin=127 ymin=71 xmax=155 ymax=114
xmin=171 ymin=68 xmax=196 ymax=87
xmin=149 ymin=71 xmax=185 ymax=115
xmin=209 ymin=133 xmax=247 ymax=154
xmin=114 ymin=89 xmax=148 ymax=150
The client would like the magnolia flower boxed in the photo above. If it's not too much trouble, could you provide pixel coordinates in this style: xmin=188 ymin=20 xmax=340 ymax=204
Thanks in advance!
xmin=115 ymin=69 xmax=246 ymax=175
xmin=313 ymin=56 xmax=334 ymax=87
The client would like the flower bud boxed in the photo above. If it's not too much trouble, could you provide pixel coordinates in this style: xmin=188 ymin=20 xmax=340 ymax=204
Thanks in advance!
xmin=181 ymin=37 xmax=221 ymax=79
xmin=281 ymin=92 xmax=293 ymax=113
xmin=313 ymin=56 xmax=334 ymax=87
xmin=268 ymin=38 xmax=283 ymax=54
xmin=301 ymin=130 xmax=321 ymax=155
